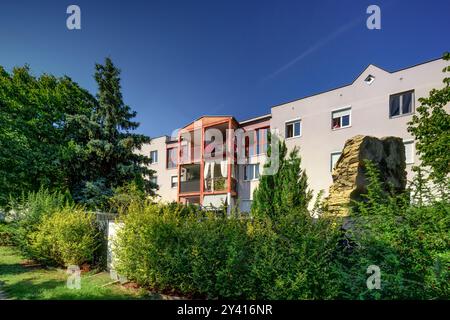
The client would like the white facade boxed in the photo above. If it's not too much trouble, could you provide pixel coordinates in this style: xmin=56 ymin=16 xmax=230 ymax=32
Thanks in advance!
xmin=270 ymin=58 xmax=448 ymax=199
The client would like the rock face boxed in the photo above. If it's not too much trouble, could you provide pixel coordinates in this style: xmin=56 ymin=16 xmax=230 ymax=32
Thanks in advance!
xmin=327 ymin=135 xmax=407 ymax=216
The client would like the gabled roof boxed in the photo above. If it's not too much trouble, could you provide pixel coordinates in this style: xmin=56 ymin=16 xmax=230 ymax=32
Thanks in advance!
xmin=271 ymin=56 xmax=443 ymax=109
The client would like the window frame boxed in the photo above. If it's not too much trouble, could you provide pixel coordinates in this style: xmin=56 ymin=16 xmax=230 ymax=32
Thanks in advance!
xmin=149 ymin=150 xmax=158 ymax=164
xmin=330 ymin=151 xmax=342 ymax=172
xmin=166 ymin=147 xmax=178 ymax=169
xmin=403 ymin=139 xmax=415 ymax=165
xmin=256 ymin=127 xmax=269 ymax=155
xmin=170 ymin=175 xmax=178 ymax=189
xmin=331 ymin=107 xmax=352 ymax=130
xmin=150 ymin=175 xmax=158 ymax=186
xmin=285 ymin=118 xmax=301 ymax=139
xmin=244 ymin=164 xmax=260 ymax=181
xmin=389 ymin=90 xmax=415 ymax=118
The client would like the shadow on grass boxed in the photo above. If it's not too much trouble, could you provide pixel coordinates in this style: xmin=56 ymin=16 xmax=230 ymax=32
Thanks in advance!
xmin=0 ymin=263 xmax=29 ymax=278
xmin=4 ymin=277 xmax=161 ymax=300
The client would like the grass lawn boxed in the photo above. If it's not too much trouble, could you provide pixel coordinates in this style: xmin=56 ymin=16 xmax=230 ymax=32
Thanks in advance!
xmin=0 ymin=246 xmax=158 ymax=300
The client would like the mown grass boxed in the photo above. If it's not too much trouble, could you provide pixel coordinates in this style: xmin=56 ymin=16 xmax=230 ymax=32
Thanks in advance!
xmin=0 ymin=246 xmax=158 ymax=300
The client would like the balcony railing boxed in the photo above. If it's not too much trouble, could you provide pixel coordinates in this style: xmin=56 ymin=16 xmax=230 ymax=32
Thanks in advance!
xmin=179 ymin=179 xmax=200 ymax=194
xmin=204 ymin=177 xmax=236 ymax=193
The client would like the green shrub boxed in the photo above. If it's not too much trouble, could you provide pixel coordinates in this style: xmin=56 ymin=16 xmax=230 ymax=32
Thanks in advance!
xmin=0 ymin=222 xmax=15 ymax=246
xmin=29 ymin=206 xmax=100 ymax=266
xmin=6 ymin=188 xmax=70 ymax=257
xmin=248 ymin=209 xmax=340 ymax=299
xmin=334 ymin=161 xmax=450 ymax=299
xmin=114 ymin=202 xmax=339 ymax=299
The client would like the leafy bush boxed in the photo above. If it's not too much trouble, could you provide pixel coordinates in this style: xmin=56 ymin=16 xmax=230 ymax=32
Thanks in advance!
xmin=334 ymin=161 xmax=450 ymax=299
xmin=6 ymin=188 xmax=70 ymax=257
xmin=29 ymin=206 xmax=100 ymax=266
xmin=114 ymin=202 xmax=339 ymax=299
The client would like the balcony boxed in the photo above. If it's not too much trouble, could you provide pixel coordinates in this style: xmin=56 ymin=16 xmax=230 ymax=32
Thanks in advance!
xmin=204 ymin=177 xmax=237 ymax=193
xmin=179 ymin=163 xmax=201 ymax=194
xmin=180 ymin=179 xmax=201 ymax=193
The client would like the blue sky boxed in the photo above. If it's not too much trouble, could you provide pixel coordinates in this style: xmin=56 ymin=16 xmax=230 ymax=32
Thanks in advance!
xmin=0 ymin=0 xmax=449 ymax=137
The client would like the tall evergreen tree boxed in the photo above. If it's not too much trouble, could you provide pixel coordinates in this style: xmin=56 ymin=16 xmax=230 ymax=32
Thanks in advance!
xmin=70 ymin=58 xmax=156 ymax=208
xmin=251 ymin=133 xmax=312 ymax=219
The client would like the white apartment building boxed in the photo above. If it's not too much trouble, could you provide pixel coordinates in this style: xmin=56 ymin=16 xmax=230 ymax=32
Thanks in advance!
xmin=139 ymin=57 xmax=448 ymax=212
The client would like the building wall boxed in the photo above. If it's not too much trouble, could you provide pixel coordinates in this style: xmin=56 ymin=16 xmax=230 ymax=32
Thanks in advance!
xmin=270 ymin=59 xmax=447 ymax=198
xmin=138 ymin=136 xmax=178 ymax=203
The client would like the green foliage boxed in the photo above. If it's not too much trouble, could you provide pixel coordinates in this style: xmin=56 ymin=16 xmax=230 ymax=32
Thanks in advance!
xmin=108 ymin=180 xmax=147 ymax=214
xmin=68 ymin=58 xmax=155 ymax=209
xmin=6 ymin=188 xmax=70 ymax=257
xmin=28 ymin=207 xmax=100 ymax=266
xmin=408 ymin=52 xmax=450 ymax=183
xmin=334 ymin=161 xmax=450 ymax=299
xmin=114 ymin=203 xmax=338 ymax=299
xmin=0 ymin=59 xmax=155 ymax=209
xmin=0 ymin=222 xmax=15 ymax=246
xmin=0 ymin=65 xmax=96 ymax=206
xmin=252 ymin=133 xmax=312 ymax=219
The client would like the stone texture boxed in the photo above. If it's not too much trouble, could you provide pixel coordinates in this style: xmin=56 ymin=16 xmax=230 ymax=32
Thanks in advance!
xmin=326 ymin=135 xmax=407 ymax=216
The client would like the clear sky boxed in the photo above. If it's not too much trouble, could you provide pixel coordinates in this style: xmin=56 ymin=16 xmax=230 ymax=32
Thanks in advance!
xmin=1 ymin=0 xmax=449 ymax=137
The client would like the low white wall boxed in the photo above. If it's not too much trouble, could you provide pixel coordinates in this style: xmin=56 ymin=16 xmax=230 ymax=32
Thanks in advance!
xmin=107 ymin=221 xmax=123 ymax=271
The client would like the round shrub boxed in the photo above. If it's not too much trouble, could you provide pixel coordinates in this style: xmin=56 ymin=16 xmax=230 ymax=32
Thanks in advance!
xmin=29 ymin=207 xmax=100 ymax=267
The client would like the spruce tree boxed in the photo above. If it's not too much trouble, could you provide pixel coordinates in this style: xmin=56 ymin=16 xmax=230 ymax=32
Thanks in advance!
xmin=71 ymin=57 xmax=156 ymax=208
xmin=251 ymin=133 xmax=312 ymax=219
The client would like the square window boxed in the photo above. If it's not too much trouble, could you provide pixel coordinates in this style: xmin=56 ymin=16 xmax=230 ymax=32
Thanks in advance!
xmin=244 ymin=164 xmax=259 ymax=181
xmin=332 ymin=108 xmax=351 ymax=130
xmin=150 ymin=176 xmax=158 ymax=186
xmin=286 ymin=120 xmax=301 ymax=138
xmin=389 ymin=90 xmax=414 ymax=118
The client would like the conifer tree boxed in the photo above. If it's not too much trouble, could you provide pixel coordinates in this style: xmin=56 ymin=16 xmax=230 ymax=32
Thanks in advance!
xmin=71 ymin=58 xmax=156 ymax=208
xmin=251 ymin=133 xmax=312 ymax=219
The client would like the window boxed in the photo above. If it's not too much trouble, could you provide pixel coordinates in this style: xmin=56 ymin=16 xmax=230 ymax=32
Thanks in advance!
xmin=330 ymin=152 xmax=342 ymax=172
xmin=286 ymin=120 xmax=301 ymax=138
xmin=149 ymin=150 xmax=158 ymax=164
xmin=364 ymin=74 xmax=375 ymax=85
xmin=332 ymin=108 xmax=351 ymax=130
xmin=150 ymin=176 xmax=158 ymax=186
xmin=167 ymin=148 xmax=178 ymax=169
xmin=389 ymin=90 xmax=414 ymax=117
xmin=244 ymin=164 xmax=260 ymax=181
xmin=404 ymin=141 xmax=414 ymax=164
xmin=171 ymin=175 xmax=178 ymax=188
xmin=256 ymin=128 xmax=269 ymax=155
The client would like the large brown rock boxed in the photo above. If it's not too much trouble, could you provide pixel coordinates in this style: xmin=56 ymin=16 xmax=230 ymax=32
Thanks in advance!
xmin=327 ymin=135 xmax=407 ymax=216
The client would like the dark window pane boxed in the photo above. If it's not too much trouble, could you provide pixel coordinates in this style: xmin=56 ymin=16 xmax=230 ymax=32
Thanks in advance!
xmin=332 ymin=117 xmax=340 ymax=129
xmin=255 ymin=164 xmax=260 ymax=179
xmin=286 ymin=124 xmax=293 ymax=138
xmin=402 ymin=92 xmax=412 ymax=114
xmin=342 ymin=115 xmax=350 ymax=127
xmin=390 ymin=95 xmax=400 ymax=117
xmin=294 ymin=121 xmax=301 ymax=136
